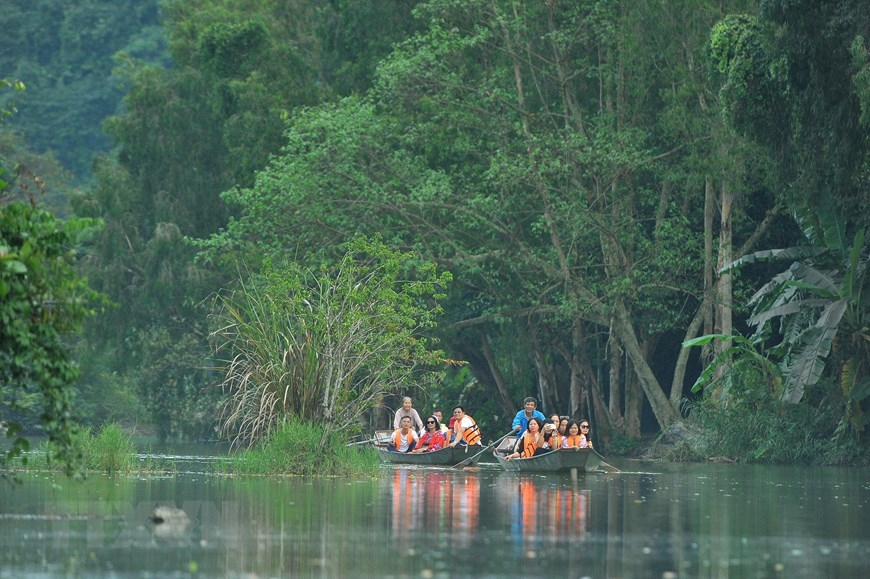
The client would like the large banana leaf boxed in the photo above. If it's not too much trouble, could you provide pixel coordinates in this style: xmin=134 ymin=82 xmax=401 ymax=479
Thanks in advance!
xmin=723 ymin=246 xmax=827 ymax=274
xmin=781 ymin=299 xmax=847 ymax=403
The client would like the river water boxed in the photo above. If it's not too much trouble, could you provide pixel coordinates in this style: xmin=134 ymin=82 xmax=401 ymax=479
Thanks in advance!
xmin=0 ymin=453 xmax=867 ymax=578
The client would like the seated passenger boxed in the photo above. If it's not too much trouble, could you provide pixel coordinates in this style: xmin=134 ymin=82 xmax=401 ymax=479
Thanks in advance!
xmin=448 ymin=406 xmax=483 ymax=447
xmin=388 ymin=416 xmax=419 ymax=453
xmin=433 ymin=410 xmax=450 ymax=436
xmin=412 ymin=416 xmax=446 ymax=453
xmin=542 ymin=418 xmax=562 ymax=450
xmin=578 ymin=419 xmax=593 ymax=448
xmin=561 ymin=419 xmax=585 ymax=448
xmin=506 ymin=417 xmax=546 ymax=459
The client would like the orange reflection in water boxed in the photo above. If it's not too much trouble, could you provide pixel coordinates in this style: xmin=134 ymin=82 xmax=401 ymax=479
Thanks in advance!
xmin=515 ymin=478 xmax=589 ymax=549
xmin=389 ymin=470 xmax=480 ymax=547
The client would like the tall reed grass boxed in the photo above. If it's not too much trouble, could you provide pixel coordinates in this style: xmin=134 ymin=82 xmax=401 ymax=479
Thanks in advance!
xmin=210 ymin=238 xmax=450 ymax=450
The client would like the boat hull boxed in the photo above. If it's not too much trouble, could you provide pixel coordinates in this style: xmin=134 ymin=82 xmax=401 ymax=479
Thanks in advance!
xmin=493 ymin=447 xmax=605 ymax=472
xmin=376 ymin=445 xmax=485 ymax=466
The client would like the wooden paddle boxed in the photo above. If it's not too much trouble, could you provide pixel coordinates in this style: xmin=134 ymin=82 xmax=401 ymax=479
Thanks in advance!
xmin=599 ymin=460 xmax=620 ymax=473
xmin=452 ymin=429 xmax=515 ymax=468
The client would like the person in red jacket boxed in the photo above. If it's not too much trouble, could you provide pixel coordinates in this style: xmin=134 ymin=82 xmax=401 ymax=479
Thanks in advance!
xmin=412 ymin=416 xmax=446 ymax=453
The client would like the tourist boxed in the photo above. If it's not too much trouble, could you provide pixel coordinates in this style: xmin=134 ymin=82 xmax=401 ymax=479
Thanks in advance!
xmin=578 ymin=419 xmax=593 ymax=448
xmin=511 ymin=397 xmax=546 ymax=437
xmin=412 ymin=416 xmax=446 ymax=453
xmin=388 ymin=416 xmax=419 ymax=453
xmin=561 ymin=420 xmax=584 ymax=448
xmin=506 ymin=417 xmax=545 ymax=459
xmin=433 ymin=410 xmax=450 ymax=436
xmin=393 ymin=396 xmax=424 ymax=432
xmin=448 ymin=406 xmax=483 ymax=446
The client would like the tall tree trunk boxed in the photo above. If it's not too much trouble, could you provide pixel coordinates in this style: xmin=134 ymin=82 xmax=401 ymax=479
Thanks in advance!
xmin=612 ymin=302 xmax=680 ymax=429
xmin=608 ymin=327 xmax=624 ymax=430
xmin=529 ymin=321 xmax=559 ymax=413
xmin=479 ymin=332 xmax=516 ymax=416
xmin=702 ymin=175 xmax=716 ymax=367
xmin=624 ymin=359 xmax=641 ymax=439
xmin=715 ymin=180 xmax=733 ymax=348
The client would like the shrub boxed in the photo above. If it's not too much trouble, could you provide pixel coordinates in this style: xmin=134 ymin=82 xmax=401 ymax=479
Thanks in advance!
xmin=233 ymin=419 xmax=380 ymax=476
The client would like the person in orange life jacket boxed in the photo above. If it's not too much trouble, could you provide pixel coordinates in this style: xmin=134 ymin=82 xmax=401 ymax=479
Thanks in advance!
xmin=561 ymin=419 xmax=585 ymax=448
xmin=448 ymin=406 xmax=482 ymax=446
xmin=411 ymin=416 xmax=446 ymax=453
xmin=541 ymin=418 xmax=560 ymax=450
xmin=388 ymin=416 xmax=419 ymax=452
xmin=393 ymin=396 xmax=424 ymax=433
xmin=506 ymin=417 xmax=545 ymax=459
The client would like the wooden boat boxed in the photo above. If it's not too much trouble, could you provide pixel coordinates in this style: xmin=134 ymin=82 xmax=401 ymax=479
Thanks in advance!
xmin=492 ymin=435 xmax=605 ymax=473
xmin=373 ymin=430 xmax=485 ymax=466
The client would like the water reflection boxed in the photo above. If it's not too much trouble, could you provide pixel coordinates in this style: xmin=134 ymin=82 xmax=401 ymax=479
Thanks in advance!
xmin=0 ymin=462 xmax=868 ymax=577
xmin=505 ymin=477 xmax=589 ymax=555
xmin=389 ymin=469 xmax=480 ymax=549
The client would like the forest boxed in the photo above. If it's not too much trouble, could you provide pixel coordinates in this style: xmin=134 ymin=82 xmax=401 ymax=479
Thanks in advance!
xmin=2 ymin=0 xmax=869 ymax=468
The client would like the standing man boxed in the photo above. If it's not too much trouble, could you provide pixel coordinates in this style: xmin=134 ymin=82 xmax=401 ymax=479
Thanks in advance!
xmin=511 ymin=397 xmax=546 ymax=438
xmin=449 ymin=406 xmax=483 ymax=446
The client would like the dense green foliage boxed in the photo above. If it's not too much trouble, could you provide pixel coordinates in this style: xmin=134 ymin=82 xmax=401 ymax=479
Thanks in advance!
xmin=696 ymin=0 xmax=870 ymax=454
xmin=683 ymin=380 xmax=866 ymax=465
xmin=0 ymin=200 xmax=105 ymax=476
xmin=3 ymin=1 xmax=867 ymax=464
xmin=68 ymin=0 xmax=423 ymax=440
xmin=211 ymin=237 xmax=451 ymax=448
xmin=0 ymin=0 xmax=167 ymax=179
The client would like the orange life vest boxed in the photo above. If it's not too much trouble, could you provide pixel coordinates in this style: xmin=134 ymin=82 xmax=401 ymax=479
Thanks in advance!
xmin=520 ymin=433 xmax=538 ymax=458
xmin=549 ymin=433 xmax=564 ymax=449
xmin=392 ymin=429 xmax=415 ymax=450
xmin=454 ymin=415 xmax=482 ymax=445
xmin=563 ymin=434 xmax=583 ymax=448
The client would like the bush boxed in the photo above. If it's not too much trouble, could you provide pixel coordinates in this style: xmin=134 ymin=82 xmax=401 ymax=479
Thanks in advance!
xmin=685 ymin=379 xmax=869 ymax=465
xmin=27 ymin=422 xmax=143 ymax=475
xmin=232 ymin=419 xmax=381 ymax=476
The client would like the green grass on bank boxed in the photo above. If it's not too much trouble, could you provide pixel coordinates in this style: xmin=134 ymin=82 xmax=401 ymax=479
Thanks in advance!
xmin=228 ymin=419 xmax=381 ymax=476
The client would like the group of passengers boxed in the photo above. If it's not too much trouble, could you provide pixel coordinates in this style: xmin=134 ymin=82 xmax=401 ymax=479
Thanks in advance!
xmin=388 ymin=395 xmax=591 ymax=459
xmin=387 ymin=397 xmax=482 ymax=453
xmin=505 ymin=397 xmax=593 ymax=460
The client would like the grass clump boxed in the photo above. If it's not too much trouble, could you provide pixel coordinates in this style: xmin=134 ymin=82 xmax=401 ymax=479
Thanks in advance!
xmin=27 ymin=423 xmax=145 ymax=475
xmin=232 ymin=419 xmax=381 ymax=476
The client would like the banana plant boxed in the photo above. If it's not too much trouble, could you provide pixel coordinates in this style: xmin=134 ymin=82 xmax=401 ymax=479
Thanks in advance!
xmin=725 ymin=205 xmax=868 ymax=419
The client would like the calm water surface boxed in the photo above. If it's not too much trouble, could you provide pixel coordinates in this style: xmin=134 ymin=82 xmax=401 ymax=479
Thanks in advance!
xmin=0 ymin=452 xmax=867 ymax=578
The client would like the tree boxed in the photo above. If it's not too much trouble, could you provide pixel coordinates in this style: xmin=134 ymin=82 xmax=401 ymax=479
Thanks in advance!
xmin=206 ymin=1 xmax=786 ymax=446
xmin=2 ymin=81 xmax=105 ymax=475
